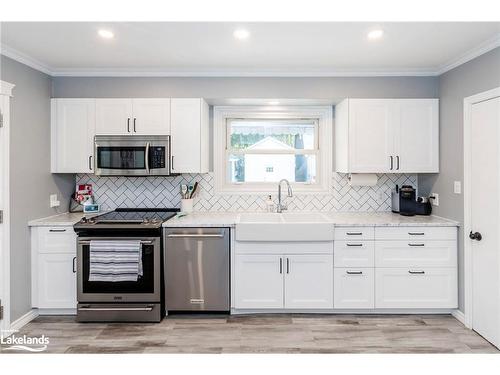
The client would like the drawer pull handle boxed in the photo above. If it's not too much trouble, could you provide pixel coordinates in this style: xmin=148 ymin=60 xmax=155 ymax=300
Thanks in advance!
xmin=346 ymin=243 xmax=363 ymax=247
xmin=409 ymin=232 xmax=425 ymax=236
xmin=72 ymin=257 xmax=77 ymax=273
xmin=408 ymin=270 xmax=425 ymax=274
xmin=408 ymin=243 xmax=425 ymax=247
xmin=346 ymin=232 xmax=363 ymax=236
xmin=346 ymin=271 xmax=363 ymax=275
xmin=49 ymin=229 xmax=67 ymax=232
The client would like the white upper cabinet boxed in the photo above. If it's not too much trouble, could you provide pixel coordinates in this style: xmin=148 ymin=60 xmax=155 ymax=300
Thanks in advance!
xmin=335 ymin=98 xmax=439 ymax=173
xmin=95 ymin=98 xmax=171 ymax=135
xmin=51 ymin=99 xmax=96 ymax=173
xmin=131 ymin=99 xmax=171 ymax=135
xmin=170 ymin=98 xmax=209 ymax=173
xmin=96 ymin=99 xmax=133 ymax=135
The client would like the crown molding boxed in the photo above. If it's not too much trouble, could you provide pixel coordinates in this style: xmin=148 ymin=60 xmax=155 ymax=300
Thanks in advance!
xmin=2 ymin=34 xmax=499 ymax=78
xmin=436 ymin=33 xmax=500 ymax=75
xmin=0 ymin=44 xmax=52 ymax=75
xmin=49 ymin=68 xmax=438 ymax=77
xmin=0 ymin=80 xmax=16 ymax=96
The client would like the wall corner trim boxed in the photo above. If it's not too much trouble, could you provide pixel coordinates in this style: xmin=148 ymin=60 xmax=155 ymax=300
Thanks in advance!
xmin=8 ymin=309 xmax=39 ymax=333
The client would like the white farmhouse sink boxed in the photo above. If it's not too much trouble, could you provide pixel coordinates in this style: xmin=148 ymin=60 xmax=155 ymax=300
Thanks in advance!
xmin=236 ymin=212 xmax=333 ymax=242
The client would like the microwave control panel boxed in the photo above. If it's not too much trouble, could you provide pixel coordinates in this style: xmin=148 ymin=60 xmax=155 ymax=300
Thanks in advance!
xmin=150 ymin=147 xmax=166 ymax=169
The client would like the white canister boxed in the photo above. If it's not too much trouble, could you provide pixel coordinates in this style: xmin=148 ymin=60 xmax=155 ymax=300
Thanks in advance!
xmin=181 ymin=198 xmax=194 ymax=213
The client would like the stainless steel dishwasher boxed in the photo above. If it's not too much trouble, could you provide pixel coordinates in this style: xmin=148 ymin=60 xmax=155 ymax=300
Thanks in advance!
xmin=164 ymin=227 xmax=230 ymax=312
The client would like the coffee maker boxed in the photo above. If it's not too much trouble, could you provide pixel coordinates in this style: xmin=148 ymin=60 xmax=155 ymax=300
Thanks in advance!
xmin=391 ymin=185 xmax=432 ymax=216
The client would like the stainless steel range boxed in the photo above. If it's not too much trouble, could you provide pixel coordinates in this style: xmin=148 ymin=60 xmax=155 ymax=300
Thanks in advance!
xmin=74 ymin=208 xmax=179 ymax=322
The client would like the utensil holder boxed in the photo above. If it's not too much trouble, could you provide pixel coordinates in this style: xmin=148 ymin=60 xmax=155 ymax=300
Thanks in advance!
xmin=181 ymin=198 xmax=194 ymax=213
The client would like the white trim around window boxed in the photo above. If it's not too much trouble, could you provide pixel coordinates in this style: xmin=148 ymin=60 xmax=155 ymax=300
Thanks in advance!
xmin=213 ymin=105 xmax=333 ymax=194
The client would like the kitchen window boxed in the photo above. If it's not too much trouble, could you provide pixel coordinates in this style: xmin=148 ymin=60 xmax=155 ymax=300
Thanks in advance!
xmin=214 ymin=106 xmax=332 ymax=194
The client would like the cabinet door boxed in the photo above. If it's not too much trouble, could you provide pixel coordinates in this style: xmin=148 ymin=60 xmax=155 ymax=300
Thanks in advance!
xmin=132 ymin=98 xmax=171 ymax=135
xmin=396 ymin=99 xmax=439 ymax=173
xmin=334 ymin=268 xmax=374 ymax=309
xmin=52 ymin=99 xmax=95 ymax=173
xmin=235 ymin=254 xmax=283 ymax=309
xmin=375 ymin=268 xmax=457 ymax=308
xmin=95 ymin=99 xmax=133 ymax=135
xmin=284 ymin=254 xmax=333 ymax=309
xmin=348 ymin=99 xmax=395 ymax=173
xmin=170 ymin=98 xmax=208 ymax=173
xmin=37 ymin=253 xmax=77 ymax=309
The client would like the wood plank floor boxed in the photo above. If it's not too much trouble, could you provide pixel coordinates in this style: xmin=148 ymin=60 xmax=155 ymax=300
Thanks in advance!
xmin=2 ymin=314 xmax=498 ymax=354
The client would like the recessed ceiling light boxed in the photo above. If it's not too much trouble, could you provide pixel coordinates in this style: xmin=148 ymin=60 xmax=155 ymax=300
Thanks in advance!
xmin=268 ymin=101 xmax=280 ymax=105
xmin=233 ymin=28 xmax=250 ymax=40
xmin=367 ymin=29 xmax=384 ymax=40
xmin=98 ymin=29 xmax=114 ymax=39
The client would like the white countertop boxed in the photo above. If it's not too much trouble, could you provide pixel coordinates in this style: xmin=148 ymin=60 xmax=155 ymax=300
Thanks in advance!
xmin=28 ymin=212 xmax=96 ymax=227
xmin=28 ymin=211 xmax=459 ymax=228
xmin=163 ymin=211 xmax=459 ymax=227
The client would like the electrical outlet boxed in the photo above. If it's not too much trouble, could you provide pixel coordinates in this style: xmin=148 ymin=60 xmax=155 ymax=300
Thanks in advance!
xmin=49 ymin=194 xmax=60 ymax=208
xmin=431 ymin=193 xmax=439 ymax=206
xmin=454 ymin=181 xmax=462 ymax=194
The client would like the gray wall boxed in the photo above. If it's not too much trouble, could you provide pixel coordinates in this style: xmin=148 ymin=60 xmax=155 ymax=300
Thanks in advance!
xmin=419 ymin=47 xmax=500 ymax=311
xmin=1 ymin=56 xmax=74 ymax=322
xmin=52 ymin=76 xmax=438 ymax=99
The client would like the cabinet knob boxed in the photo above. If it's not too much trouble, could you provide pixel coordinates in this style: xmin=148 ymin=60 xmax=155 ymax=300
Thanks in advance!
xmin=469 ymin=231 xmax=482 ymax=241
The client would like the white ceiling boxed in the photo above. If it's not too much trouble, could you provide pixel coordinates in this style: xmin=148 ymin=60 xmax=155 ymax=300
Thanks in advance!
xmin=1 ymin=22 xmax=499 ymax=76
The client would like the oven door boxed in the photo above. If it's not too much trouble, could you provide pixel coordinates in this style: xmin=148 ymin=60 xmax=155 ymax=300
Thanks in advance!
xmin=94 ymin=135 xmax=170 ymax=176
xmin=77 ymin=236 xmax=161 ymax=303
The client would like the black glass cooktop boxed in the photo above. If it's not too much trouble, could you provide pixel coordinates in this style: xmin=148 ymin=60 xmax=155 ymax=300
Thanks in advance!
xmin=95 ymin=208 xmax=180 ymax=223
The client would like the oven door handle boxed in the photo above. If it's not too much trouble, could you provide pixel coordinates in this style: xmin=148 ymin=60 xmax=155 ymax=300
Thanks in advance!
xmin=78 ymin=306 xmax=155 ymax=312
xmin=78 ymin=240 xmax=154 ymax=245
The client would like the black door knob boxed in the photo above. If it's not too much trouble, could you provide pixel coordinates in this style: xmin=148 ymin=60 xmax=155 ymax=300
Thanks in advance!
xmin=469 ymin=231 xmax=482 ymax=241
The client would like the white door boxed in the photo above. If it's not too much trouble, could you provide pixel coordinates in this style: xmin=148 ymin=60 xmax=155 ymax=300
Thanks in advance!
xmin=170 ymin=98 xmax=201 ymax=173
xmin=396 ymin=99 xmax=439 ymax=173
xmin=0 ymin=94 xmax=9 ymax=332
xmin=37 ymin=253 xmax=77 ymax=309
xmin=234 ymin=254 xmax=283 ymax=309
xmin=52 ymin=99 xmax=95 ymax=173
xmin=95 ymin=99 xmax=133 ymax=135
xmin=132 ymin=99 xmax=170 ymax=135
xmin=349 ymin=99 xmax=394 ymax=173
xmin=284 ymin=254 xmax=333 ymax=309
xmin=470 ymin=96 xmax=500 ymax=348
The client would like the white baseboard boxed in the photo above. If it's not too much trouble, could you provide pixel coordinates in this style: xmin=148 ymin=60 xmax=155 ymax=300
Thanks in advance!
xmin=452 ymin=309 xmax=466 ymax=325
xmin=9 ymin=309 xmax=39 ymax=333
xmin=37 ymin=308 xmax=76 ymax=315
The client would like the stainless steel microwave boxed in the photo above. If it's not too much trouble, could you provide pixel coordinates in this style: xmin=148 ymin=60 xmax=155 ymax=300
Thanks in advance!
xmin=94 ymin=135 xmax=171 ymax=176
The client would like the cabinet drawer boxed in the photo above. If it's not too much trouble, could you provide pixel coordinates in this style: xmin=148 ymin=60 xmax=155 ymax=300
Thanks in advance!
xmin=334 ymin=268 xmax=374 ymax=309
xmin=235 ymin=241 xmax=333 ymax=255
xmin=375 ymin=226 xmax=456 ymax=241
xmin=375 ymin=268 xmax=457 ymax=308
xmin=334 ymin=227 xmax=374 ymax=241
xmin=375 ymin=240 xmax=457 ymax=268
xmin=37 ymin=227 xmax=77 ymax=254
xmin=334 ymin=241 xmax=375 ymax=267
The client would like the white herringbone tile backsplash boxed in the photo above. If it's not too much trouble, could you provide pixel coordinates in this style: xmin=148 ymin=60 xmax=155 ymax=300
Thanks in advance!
xmin=76 ymin=173 xmax=417 ymax=212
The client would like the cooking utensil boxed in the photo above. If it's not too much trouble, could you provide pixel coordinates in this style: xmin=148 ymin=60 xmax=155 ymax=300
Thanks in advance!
xmin=189 ymin=182 xmax=199 ymax=199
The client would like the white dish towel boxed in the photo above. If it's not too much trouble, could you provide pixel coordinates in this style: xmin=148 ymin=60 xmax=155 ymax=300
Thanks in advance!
xmin=89 ymin=240 xmax=143 ymax=282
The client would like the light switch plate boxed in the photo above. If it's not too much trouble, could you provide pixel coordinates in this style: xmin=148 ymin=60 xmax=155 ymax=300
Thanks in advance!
xmin=431 ymin=193 xmax=439 ymax=206
xmin=454 ymin=181 xmax=462 ymax=194
xmin=49 ymin=194 xmax=60 ymax=208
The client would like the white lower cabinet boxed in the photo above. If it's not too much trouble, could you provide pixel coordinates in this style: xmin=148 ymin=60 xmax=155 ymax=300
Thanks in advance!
xmin=334 ymin=268 xmax=374 ymax=309
xmin=284 ymin=254 xmax=333 ymax=309
xmin=375 ymin=267 xmax=458 ymax=308
xmin=37 ymin=253 xmax=77 ymax=309
xmin=235 ymin=254 xmax=284 ymax=309
xmin=234 ymin=250 xmax=334 ymax=310
xmin=31 ymin=226 xmax=77 ymax=311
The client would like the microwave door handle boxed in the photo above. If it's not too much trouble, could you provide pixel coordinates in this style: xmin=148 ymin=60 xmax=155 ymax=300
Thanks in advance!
xmin=145 ymin=142 xmax=150 ymax=174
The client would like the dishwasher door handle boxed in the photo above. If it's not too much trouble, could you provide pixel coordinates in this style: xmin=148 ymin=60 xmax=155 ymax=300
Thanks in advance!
xmin=167 ymin=233 xmax=225 ymax=238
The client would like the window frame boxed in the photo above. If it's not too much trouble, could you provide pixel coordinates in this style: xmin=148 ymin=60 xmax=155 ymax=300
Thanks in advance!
xmin=214 ymin=105 xmax=333 ymax=194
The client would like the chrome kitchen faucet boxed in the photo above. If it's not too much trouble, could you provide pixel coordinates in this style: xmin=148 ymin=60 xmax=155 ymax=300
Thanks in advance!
xmin=277 ymin=179 xmax=293 ymax=213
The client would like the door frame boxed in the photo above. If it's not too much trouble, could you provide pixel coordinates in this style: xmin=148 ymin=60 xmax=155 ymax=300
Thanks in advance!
xmin=463 ymin=86 xmax=500 ymax=329
xmin=0 ymin=80 xmax=14 ymax=335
